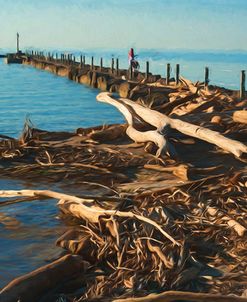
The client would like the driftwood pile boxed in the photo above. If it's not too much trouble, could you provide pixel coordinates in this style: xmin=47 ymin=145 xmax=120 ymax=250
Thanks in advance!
xmin=0 ymin=77 xmax=247 ymax=302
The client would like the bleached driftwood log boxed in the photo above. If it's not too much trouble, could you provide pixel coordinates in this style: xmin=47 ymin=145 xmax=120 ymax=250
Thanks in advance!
xmin=96 ymin=93 xmax=247 ymax=158
xmin=96 ymin=92 xmax=169 ymax=157
xmin=0 ymin=190 xmax=179 ymax=245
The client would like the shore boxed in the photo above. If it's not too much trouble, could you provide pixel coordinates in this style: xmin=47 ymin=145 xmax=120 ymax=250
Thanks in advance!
xmin=0 ymin=54 xmax=247 ymax=301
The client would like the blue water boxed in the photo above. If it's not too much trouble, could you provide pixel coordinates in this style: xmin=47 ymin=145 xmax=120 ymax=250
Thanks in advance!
xmin=0 ymin=179 xmax=66 ymax=288
xmin=0 ymin=48 xmax=246 ymax=289
xmin=0 ymin=58 xmax=123 ymax=137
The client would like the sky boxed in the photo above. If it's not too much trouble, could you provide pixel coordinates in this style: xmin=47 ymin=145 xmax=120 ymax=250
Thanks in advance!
xmin=0 ymin=0 xmax=247 ymax=51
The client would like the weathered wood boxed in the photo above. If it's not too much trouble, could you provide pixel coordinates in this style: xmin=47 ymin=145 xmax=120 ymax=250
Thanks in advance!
xmin=116 ymin=58 xmax=119 ymax=75
xmin=240 ymin=70 xmax=246 ymax=100
xmin=119 ymin=81 xmax=138 ymax=98
xmin=233 ymin=110 xmax=247 ymax=124
xmin=97 ymin=92 xmax=169 ymax=157
xmin=0 ymin=254 xmax=87 ymax=302
xmin=113 ymin=290 xmax=247 ymax=302
xmin=146 ymin=61 xmax=149 ymax=80
xmin=100 ymin=57 xmax=103 ymax=71
xmin=155 ymin=93 xmax=197 ymax=115
xmin=111 ymin=58 xmax=114 ymax=74
xmin=176 ymin=64 xmax=180 ymax=85
xmin=205 ymin=66 xmax=209 ymax=88
xmin=0 ymin=190 xmax=179 ymax=245
xmin=166 ymin=63 xmax=171 ymax=85
xmin=99 ymin=92 xmax=247 ymax=158
xmin=91 ymin=56 xmax=94 ymax=70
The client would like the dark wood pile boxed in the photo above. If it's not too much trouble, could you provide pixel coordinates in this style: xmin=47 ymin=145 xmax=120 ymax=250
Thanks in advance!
xmin=0 ymin=76 xmax=247 ymax=302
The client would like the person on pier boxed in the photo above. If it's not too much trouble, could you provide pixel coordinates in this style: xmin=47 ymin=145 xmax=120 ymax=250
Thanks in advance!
xmin=128 ymin=48 xmax=140 ymax=72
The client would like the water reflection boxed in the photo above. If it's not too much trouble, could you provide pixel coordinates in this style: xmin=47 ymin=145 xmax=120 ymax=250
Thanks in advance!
xmin=0 ymin=179 xmax=66 ymax=288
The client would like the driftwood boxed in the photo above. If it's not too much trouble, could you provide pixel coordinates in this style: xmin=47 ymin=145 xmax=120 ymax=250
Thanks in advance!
xmin=96 ymin=93 xmax=247 ymax=158
xmin=0 ymin=254 xmax=87 ymax=302
xmin=96 ymin=92 xmax=170 ymax=157
xmin=233 ymin=110 xmax=247 ymax=124
xmin=113 ymin=290 xmax=247 ymax=302
xmin=0 ymin=190 xmax=179 ymax=245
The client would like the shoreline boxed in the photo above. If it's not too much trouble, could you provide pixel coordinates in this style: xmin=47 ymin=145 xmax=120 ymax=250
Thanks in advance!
xmin=0 ymin=54 xmax=247 ymax=301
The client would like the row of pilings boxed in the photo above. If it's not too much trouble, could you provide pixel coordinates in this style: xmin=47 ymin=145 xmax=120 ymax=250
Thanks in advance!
xmin=22 ymin=51 xmax=246 ymax=101
xmin=23 ymin=53 xmax=174 ymax=106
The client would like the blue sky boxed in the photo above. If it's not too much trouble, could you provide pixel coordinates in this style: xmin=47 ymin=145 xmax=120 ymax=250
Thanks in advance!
xmin=0 ymin=0 xmax=247 ymax=50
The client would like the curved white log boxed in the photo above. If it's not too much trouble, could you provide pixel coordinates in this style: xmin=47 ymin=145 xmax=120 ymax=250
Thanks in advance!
xmin=97 ymin=92 xmax=168 ymax=156
xmin=116 ymin=94 xmax=247 ymax=158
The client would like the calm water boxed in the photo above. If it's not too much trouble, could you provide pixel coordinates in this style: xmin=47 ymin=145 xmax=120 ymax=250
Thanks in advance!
xmin=0 ymin=178 xmax=68 ymax=288
xmin=0 ymin=57 xmax=123 ymax=137
xmin=0 ymin=48 xmax=246 ymax=288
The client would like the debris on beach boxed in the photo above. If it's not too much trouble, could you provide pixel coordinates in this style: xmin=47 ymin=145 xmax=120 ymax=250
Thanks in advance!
xmin=0 ymin=70 xmax=247 ymax=302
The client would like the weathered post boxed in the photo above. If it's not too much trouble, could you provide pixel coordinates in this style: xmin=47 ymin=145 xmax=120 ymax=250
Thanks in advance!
xmin=145 ymin=61 xmax=149 ymax=80
xmin=100 ymin=58 xmax=103 ymax=71
xmin=111 ymin=58 xmax=114 ymax=74
xmin=56 ymin=53 xmax=58 ymax=60
xmin=176 ymin=64 xmax=180 ymax=85
xmin=129 ymin=65 xmax=133 ymax=80
xmin=83 ymin=55 xmax=85 ymax=65
xmin=31 ymin=50 xmax=34 ymax=56
xmin=205 ymin=67 xmax=209 ymax=88
xmin=80 ymin=55 xmax=82 ymax=67
xmin=91 ymin=56 xmax=94 ymax=70
xmin=116 ymin=58 xmax=119 ymax=76
xmin=16 ymin=32 xmax=20 ymax=53
xmin=73 ymin=56 xmax=76 ymax=65
xmin=240 ymin=70 xmax=246 ymax=100
xmin=166 ymin=63 xmax=170 ymax=85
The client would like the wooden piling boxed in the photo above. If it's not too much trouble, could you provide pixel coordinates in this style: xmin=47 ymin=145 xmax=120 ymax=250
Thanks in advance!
xmin=91 ymin=56 xmax=94 ymax=70
xmin=116 ymin=58 xmax=119 ymax=76
xmin=176 ymin=64 xmax=180 ymax=85
xmin=146 ymin=61 xmax=149 ymax=80
xmin=166 ymin=63 xmax=170 ymax=85
xmin=205 ymin=67 xmax=209 ymax=88
xmin=111 ymin=58 xmax=114 ymax=74
xmin=80 ymin=55 xmax=82 ymax=67
xmin=240 ymin=70 xmax=246 ymax=100
xmin=83 ymin=55 xmax=85 ymax=65
xmin=129 ymin=65 xmax=133 ymax=80
xmin=100 ymin=58 xmax=103 ymax=71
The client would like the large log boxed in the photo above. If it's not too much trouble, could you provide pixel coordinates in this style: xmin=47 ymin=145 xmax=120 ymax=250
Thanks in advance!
xmin=113 ymin=290 xmax=247 ymax=302
xmin=0 ymin=254 xmax=87 ymax=302
xmin=96 ymin=92 xmax=169 ymax=156
xmin=101 ymin=93 xmax=247 ymax=158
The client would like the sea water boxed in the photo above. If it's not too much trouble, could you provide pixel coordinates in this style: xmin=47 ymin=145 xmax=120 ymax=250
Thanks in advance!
xmin=0 ymin=57 xmax=123 ymax=137
xmin=0 ymin=48 xmax=246 ymax=288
